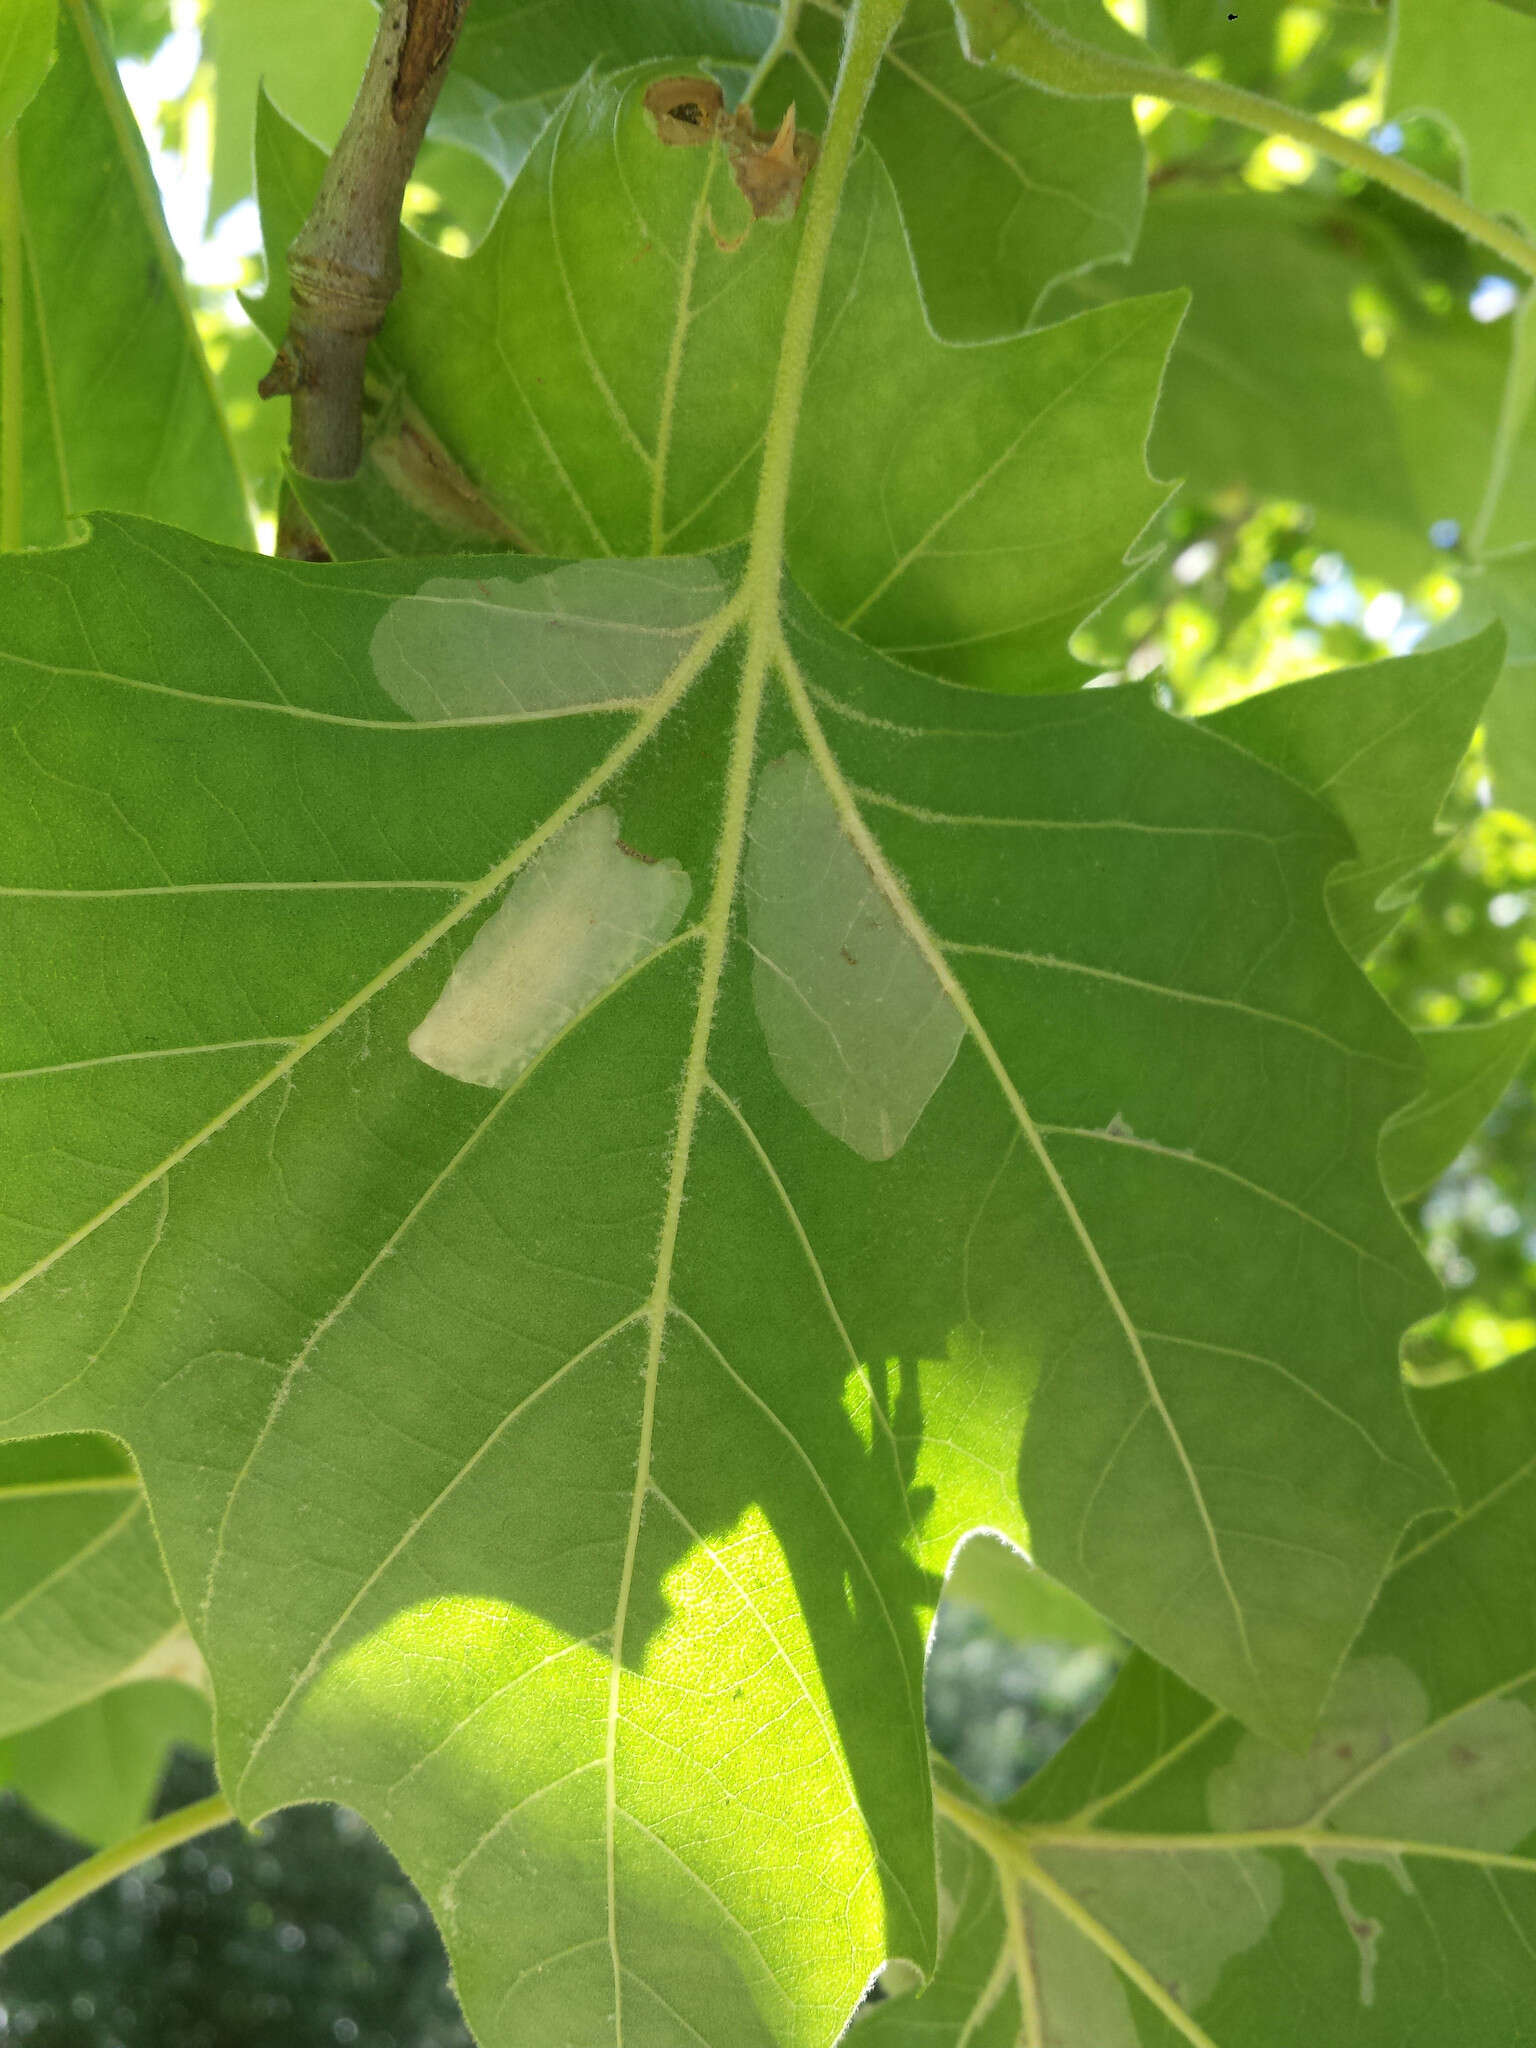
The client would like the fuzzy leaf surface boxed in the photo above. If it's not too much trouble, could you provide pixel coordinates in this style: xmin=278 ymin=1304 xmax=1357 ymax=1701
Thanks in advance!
xmin=0 ymin=510 xmax=1449 ymax=2041
xmin=857 ymin=1350 xmax=1536 ymax=2048
xmin=251 ymin=73 xmax=1176 ymax=689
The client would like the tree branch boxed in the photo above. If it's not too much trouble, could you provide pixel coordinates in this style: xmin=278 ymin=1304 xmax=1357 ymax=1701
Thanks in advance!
xmin=260 ymin=0 xmax=469 ymax=556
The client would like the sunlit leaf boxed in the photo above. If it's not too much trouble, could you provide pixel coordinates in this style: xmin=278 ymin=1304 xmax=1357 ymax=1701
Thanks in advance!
xmin=862 ymin=1348 xmax=1536 ymax=2047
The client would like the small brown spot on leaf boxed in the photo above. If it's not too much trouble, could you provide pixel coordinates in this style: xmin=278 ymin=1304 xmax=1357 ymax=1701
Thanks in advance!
xmin=726 ymin=102 xmax=818 ymax=220
xmin=1335 ymin=1743 xmax=1355 ymax=1761
xmin=616 ymin=837 xmax=659 ymax=865
xmin=644 ymin=76 xmax=725 ymax=145
xmin=841 ymin=947 xmax=858 ymax=967
xmin=1449 ymin=1743 xmax=1478 ymax=1766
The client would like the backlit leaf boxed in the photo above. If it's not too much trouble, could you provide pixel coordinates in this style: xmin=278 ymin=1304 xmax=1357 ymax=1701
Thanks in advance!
xmin=862 ymin=1349 xmax=1536 ymax=2047
xmin=0 ymin=1678 xmax=211 ymax=1847
xmin=1049 ymin=189 xmax=1518 ymax=587
xmin=0 ymin=508 xmax=1446 ymax=2041
xmin=1390 ymin=0 xmax=1536 ymax=236
xmin=252 ymin=72 xmax=1176 ymax=689
xmin=1203 ymin=627 xmax=1504 ymax=962
xmin=426 ymin=0 xmax=1143 ymax=338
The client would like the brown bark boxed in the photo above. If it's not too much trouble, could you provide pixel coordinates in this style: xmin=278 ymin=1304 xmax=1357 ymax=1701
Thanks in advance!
xmin=259 ymin=0 xmax=468 ymax=557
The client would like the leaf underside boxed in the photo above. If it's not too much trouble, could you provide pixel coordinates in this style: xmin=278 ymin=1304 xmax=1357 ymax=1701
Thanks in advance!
xmin=0 ymin=504 xmax=1448 ymax=2042
xmin=7 ymin=10 xmax=1529 ymax=2044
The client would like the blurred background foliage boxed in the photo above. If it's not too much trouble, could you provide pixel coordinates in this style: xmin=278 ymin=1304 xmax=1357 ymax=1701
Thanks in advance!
xmin=2 ymin=0 xmax=1534 ymax=2039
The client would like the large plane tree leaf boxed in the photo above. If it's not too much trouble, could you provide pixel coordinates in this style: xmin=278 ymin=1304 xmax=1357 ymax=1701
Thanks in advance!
xmin=0 ymin=0 xmax=249 ymax=551
xmin=250 ymin=71 xmax=1175 ymax=690
xmin=0 ymin=507 xmax=1446 ymax=2042
xmin=0 ymin=1433 xmax=184 ymax=1742
xmin=427 ymin=0 xmax=1143 ymax=339
xmin=858 ymin=1348 xmax=1536 ymax=2047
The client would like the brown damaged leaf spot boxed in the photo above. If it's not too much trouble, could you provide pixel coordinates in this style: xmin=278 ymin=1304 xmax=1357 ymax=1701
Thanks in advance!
xmin=643 ymin=77 xmax=818 ymax=222
xmin=644 ymin=76 xmax=725 ymax=146
xmin=728 ymin=104 xmax=818 ymax=222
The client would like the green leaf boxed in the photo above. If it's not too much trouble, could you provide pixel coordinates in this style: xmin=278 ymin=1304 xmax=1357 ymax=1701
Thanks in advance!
xmin=253 ymin=72 xmax=1177 ymax=689
xmin=945 ymin=1535 xmax=1119 ymax=1652
xmin=0 ymin=0 xmax=249 ymax=550
xmin=1049 ymin=189 xmax=1517 ymax=587
xmin=0 ymin=0 xmax=53 ymax=143
xmin=1134 ymin=0 xmax=1387 ymax=93
xmin=0 ymin=508 xmax=1446 ymax=2037
xmin=1390 ymin=0 xmax=1536 ymax=237
xmin=430 ymin=0 xmax=769 ymax=179
xmin=764 ymin=0 xmax=1145 ymax=340
xmin=0 ymin=1678 xmax=211 ymax=1847
xmin=203 ymin=0 xmax=376 ymax=223
xmin=429 ymin=0 xmax=1144 ymax=340
xmin=1380 ymin=1009 xmax=1536 ymax=1204
xmin=0 ymin=1434 xmax=184 ymax=1741
xmin=1202 ymin=627 xmax=1505 ymax=962
xmin=866 ymin=1347 xmax=1536 ymax=2047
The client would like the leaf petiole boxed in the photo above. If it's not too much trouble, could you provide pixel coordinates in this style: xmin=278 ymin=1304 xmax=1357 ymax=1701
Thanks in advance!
xmin=0 ymin=1793 xmax=236 ymax=1961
